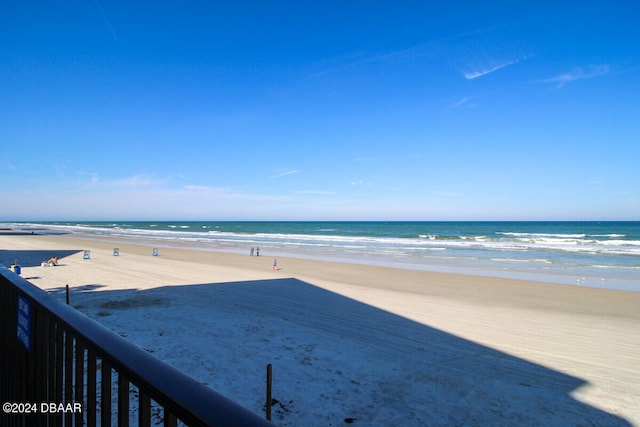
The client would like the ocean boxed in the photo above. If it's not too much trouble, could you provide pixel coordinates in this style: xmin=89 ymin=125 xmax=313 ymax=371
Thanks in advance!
xmin=8 ymin=221 xmax=640 ymax=292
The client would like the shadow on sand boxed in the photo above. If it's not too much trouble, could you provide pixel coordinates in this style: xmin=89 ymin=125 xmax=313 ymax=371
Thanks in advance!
xmin=39 ymin=276 xmax=631 ymax=427
xmin=0 ymin=249 xmax=84 ymax=268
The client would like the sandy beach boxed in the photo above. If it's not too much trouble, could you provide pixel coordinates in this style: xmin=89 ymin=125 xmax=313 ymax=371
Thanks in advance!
xmin=2 ymin=231 xmax=639 ymax=426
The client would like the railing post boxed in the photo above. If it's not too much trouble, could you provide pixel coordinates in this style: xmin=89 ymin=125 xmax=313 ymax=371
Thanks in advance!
xmin=266 ymin=363 xmax=273 ymax=422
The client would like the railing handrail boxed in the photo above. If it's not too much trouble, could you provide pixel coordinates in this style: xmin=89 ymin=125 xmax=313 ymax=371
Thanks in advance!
xmin=1 ymin=267 xmax=273 ymax=426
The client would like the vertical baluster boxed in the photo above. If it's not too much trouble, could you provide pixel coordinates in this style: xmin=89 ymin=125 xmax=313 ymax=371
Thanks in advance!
xmin=65 ymin=331 xmax=74 ymax=426
xmin=34 ymin=308 xmax=48 ymax=426
xmin=86 ymin=348 xmax=97 ymax=427
xmin=118 ymin=374 xmax=129 ymax=427
xmin=75 ymin=339 xmax=85 ymax=427
xmin=164 ymin=410 xmax=178 ymax=427
xmin=48 ymin=319 xmax=59 ymax=427
xmin=138 ymin=391 xmax=151 ymax=427
xmin=54 ymin=321 xmax=64 ymax=427
xmin=101 ymin=360 xmax=112 ymax=427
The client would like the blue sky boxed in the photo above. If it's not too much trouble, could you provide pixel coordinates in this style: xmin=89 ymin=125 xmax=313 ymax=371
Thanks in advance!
xmin=1 ymin=1 xmax=639 ymax=221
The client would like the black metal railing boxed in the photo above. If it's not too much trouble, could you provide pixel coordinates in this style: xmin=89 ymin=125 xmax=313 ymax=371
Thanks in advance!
xmin=1 ymin=267 xmax=273 ymax=427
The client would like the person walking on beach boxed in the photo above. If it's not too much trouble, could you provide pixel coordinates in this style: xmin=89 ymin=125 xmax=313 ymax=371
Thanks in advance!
xmin=250 ymin=247 xmax=254 ymax=256
xmin=256 ymin=247 xmax=260 ymax=256
xmin=272 ymin=258 xmax=277 ymax=271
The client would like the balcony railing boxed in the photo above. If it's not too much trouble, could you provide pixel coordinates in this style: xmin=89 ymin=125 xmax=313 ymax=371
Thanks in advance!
xmin=1 ymin=267 xmax=273 ymax=427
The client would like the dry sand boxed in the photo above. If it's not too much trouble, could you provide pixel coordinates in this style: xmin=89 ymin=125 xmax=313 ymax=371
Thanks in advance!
xmin=2 ymin=231 xmax=639 ymax=426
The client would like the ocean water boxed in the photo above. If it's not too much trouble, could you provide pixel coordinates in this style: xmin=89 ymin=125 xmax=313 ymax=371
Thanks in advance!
xmin=9 ymin=221 xmax=640 ymax=292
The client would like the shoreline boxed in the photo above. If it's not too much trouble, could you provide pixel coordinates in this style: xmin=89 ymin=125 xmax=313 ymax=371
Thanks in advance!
xmin=6 ymin=221 xmax=640 ymax=293
xmin=2 ymin=231 xmax=639 ymax=425
xmin=13 ymin=226 xmax=640 ymax=293
xmin=6 ymin=230 xmax=640 ymax=307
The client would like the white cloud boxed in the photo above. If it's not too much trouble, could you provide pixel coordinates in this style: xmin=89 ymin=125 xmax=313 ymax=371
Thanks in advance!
xmin=464 ymin=58 xmax=522 ymax=80
xmin=271 ymin=170 xmax=302 ymax=179
xmin=450 ymin=97 xmax=470 ymax=108
xmin=294 ymin=190 xmax=336 ymax=195
xmin=75 ymin=171 xmax=100 ymax=187
xmin=95 ymin=173 xmax=185 ymax=189
xmin=95 ymin=0 xmax=117 ymax=41
xmin=108 ymin=174 xmax=166 ymax=188
xmin=450 ymin=97 xmax=478 ymax=109
xmin=542 ymin=65 xmax=610 ymax=88
xmin=183 ymin=184 xmax=211 ymax=191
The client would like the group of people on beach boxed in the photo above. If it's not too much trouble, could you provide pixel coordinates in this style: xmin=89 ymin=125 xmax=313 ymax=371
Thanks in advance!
xmin=250 ymin=246 xmax=278 ymax=270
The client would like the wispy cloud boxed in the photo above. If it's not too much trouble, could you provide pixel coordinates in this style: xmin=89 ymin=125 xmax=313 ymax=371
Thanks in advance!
xmin=350 ymin=180 xmax=373 ymax=187
xmin=294 ymin=190 xmax=336 ymax=195
xmin=305 ymin=29 xmax=480 ymax=81
xmin=355 ymin=153 xmax=420 ymax=162
xmin=183 ymin=184 xmax=211 ymax=191
xmin=108 ymin=174 xmax=168 ymax=188
xmin=74 ymin=171 xmax=100 ymax=188
xmin=449 ymin=97 xmax=479 ymax=109
xmin=542 ymin=65 xmax=610 ymax=88
xmin=271 ymin=170 xmax=301 ymax=179
xmin=306 ymin=42 xmax=436 ymax=79
xmin=88 ymin=173 xmax=185 ymax=189
xmin=307 ymin=25 xmax=533 ymax=87
xmin=310 ymin=24 xmax=520 ymax=80
xmin=450 ymin=97 xmax=470 ymax=108
xmin=429 ymin=190 xmax=465 ymax=198
xmin=95 ymin=0 xmax=117 ymax=41
xmin=464 ymin=57 xmax=524 ymax=80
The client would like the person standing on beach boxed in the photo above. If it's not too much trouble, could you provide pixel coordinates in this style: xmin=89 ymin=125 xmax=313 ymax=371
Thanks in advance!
xmin=256 ymin=247 xmax=260 ymax=256
xmin=272 ymin=258 xmax=277 ymax=270
xmin=250 ymin=247 xmax=254 ymax=256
